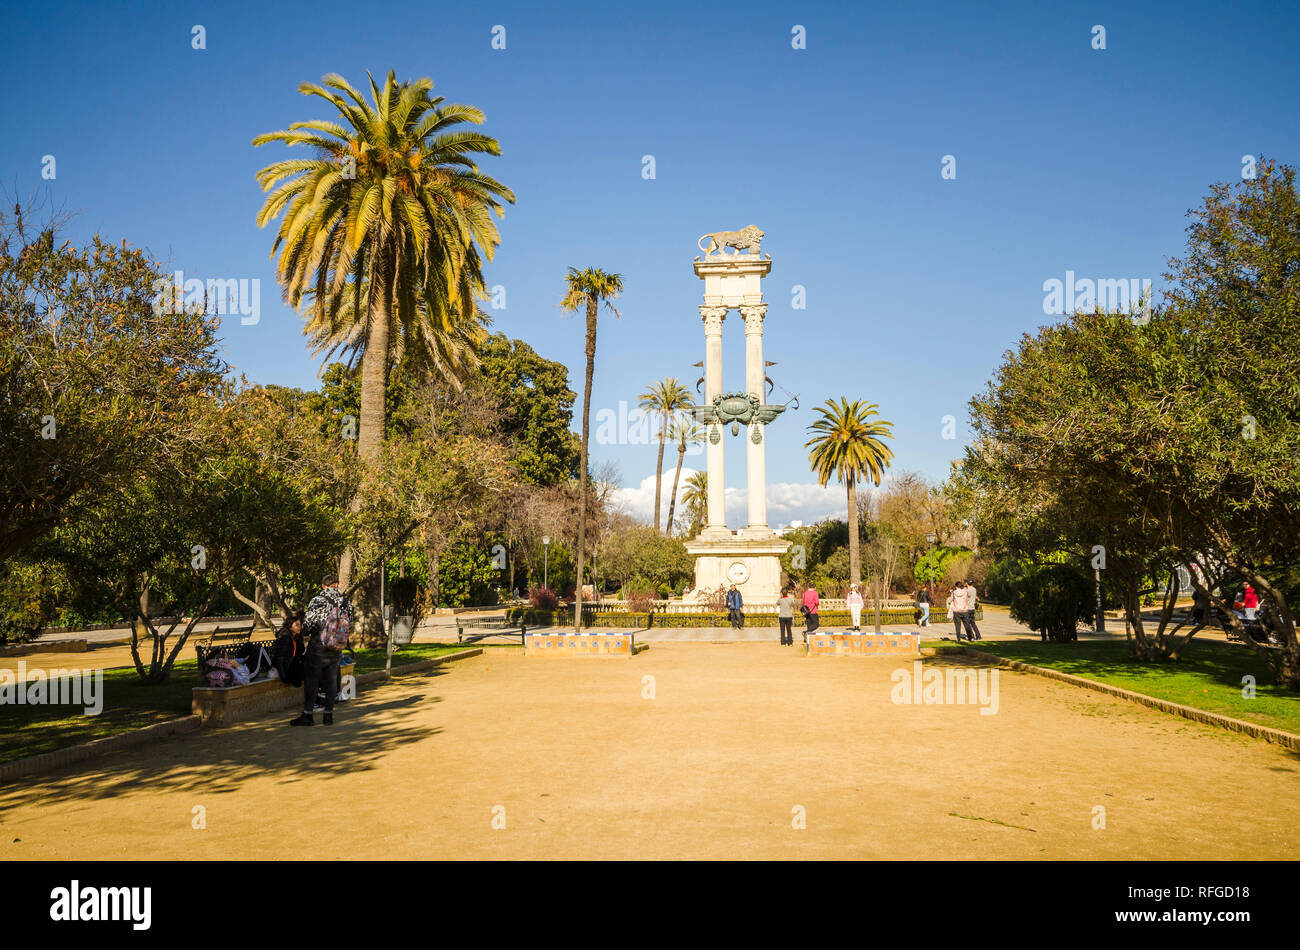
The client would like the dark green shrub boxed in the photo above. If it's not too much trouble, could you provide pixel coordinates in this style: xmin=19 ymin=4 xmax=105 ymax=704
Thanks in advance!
xmin=0 ymin=562 xmax=65 ymax=644
xmin=1008 ymin=563 xmax=1093 ymax=642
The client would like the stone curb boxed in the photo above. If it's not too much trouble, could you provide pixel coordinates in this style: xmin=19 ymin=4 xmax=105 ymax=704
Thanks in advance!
xmin=1 ymin=640 xmax=89 ymax=657
xmin=957 ymin=647 xmax=1300 ymax=752
xmin=0 ymin=715 xmax=202 ymax=786
xmin=0 ymin=649 xmax=484 ymax=785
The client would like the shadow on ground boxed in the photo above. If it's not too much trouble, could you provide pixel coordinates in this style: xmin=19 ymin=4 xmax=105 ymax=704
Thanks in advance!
xmin=0 ymin=669 xmax=452 ymax=811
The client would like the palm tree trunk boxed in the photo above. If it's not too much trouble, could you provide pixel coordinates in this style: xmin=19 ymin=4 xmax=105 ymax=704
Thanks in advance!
xmin=847 ymin=475 xmax=860 ymax=586
xmin=357 ymin=266 xmax=391 ymax=463
xmin=652 ymin=411 xmax=667 ymax=532
xmin=340 ymin=261 xmax=390 ymax=599
xmin=665 ymin=444 xmax=686 ymax=535
xmin=573 ymin=298 xmax=597 ymax=632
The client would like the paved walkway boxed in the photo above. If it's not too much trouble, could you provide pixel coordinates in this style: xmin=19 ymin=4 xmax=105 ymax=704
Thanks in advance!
xmin=14 ymin=605 xmax=1236 ymax=668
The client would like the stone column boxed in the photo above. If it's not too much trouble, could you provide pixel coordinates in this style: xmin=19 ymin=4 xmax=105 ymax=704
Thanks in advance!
xmin=701 ymin=306 xmax=728 ymax=534
xmin=741 ymin=303 xmax=769 ymax=533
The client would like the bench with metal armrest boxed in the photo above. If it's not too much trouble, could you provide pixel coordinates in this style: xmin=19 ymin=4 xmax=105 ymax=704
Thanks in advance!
xmin=456 ymin=618 xmax=528 ymax=645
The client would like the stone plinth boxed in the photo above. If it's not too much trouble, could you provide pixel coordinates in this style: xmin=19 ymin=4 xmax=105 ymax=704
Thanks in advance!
xmin=525 ymin=634 xmax=637 ymax=657
xmin=685 ymin=535 xmax=790 ymax=605
xmin=693 ymin=254 xmax=772 ymax=306
xmin=804 ymin=633 xmax=921 ymax=656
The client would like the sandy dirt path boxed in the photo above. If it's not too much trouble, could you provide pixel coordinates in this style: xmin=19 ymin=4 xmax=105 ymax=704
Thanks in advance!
xmin=1 ymin=643 xmax=1296 ymax=859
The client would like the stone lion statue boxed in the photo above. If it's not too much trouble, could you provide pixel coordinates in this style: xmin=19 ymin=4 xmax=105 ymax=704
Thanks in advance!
xmin=697 ymin=225 xmax=764 ymax=256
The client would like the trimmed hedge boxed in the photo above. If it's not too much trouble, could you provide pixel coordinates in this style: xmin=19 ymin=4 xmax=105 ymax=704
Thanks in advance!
xmin=506 ymin=606 xmax=978 ymax=628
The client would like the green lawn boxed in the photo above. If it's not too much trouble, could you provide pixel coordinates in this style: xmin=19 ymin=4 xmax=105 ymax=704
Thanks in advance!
xmin=0 ymin=643 xmax=477 ymax=766
xmin=929 ymin=637 xmax=1300 ymax=735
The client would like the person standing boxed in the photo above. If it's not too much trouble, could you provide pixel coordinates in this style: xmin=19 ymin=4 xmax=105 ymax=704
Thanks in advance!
xmin=946 ymin=581 xmax=967 ymax=641
xmin=777 ymin=588 xmax=796 ymax=645
xmin=846 ymin=584 xmax=864 ymax=632
xmin=916 ymin=587 xmax=932 ymax=627
xmin=1191 ymin=586 xmax=1209 ymax=625
xmin=802 ymin=584 xmax=820 ymax=636
xmin=960 ymin=581 xmax=983 ymax=641
xmin=290 ymin=573 xmax=353 ymax=727
xmin=726 ymin=583 xmax=744 ymax=630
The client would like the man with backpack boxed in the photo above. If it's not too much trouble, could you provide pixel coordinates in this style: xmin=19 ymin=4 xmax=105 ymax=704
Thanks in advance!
xmin=290 ymin=573 xmax=353 ymax=727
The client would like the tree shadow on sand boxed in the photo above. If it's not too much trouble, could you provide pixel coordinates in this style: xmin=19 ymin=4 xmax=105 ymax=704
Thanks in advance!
xmin=0 ymin=669 xmax=454 ymax=811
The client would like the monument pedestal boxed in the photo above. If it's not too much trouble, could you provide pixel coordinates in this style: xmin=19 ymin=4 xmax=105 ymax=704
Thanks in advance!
xmin=685 ymin=534 xmax=790 ymax=605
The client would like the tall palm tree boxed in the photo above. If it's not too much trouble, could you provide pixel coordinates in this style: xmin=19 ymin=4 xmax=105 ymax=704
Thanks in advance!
xmin=638 ymin=377 xmax=692 ymax=533
xmin=681 ymin=470 xmax=709 ymax=539
xmin=664 ymin=415 xmax=702 ymax=535
xmin=253 ymin=71 xmax=514 ymax=469
xmin=253 ymin=70 xmax=513 ymax=594
xmin=805 ymin=398 xmax=894 ymax=585
xmin=559 ymin=267 xmax=624 ymax=632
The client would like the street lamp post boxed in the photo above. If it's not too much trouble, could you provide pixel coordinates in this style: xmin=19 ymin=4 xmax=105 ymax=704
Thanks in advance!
xmin=542 ymin=536 xmax=551 ymax=589
xmin=1095 ymin=567 xmax=1106 ymax=634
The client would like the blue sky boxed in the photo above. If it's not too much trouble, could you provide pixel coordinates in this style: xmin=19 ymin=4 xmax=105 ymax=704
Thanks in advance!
xmin=4 ymin=0 xmax=1298 ymax=527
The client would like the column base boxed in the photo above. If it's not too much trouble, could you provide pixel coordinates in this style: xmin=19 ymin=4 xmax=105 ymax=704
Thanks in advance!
xmin=685 ymin=535 xmax=791 ymax=605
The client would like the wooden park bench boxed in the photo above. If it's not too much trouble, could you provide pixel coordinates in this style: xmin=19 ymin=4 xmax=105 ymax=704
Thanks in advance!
xmin=456 ymin=617 xmax=528 ymax=645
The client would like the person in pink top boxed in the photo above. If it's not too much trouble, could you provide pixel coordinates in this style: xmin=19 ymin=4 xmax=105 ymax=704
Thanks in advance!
xmin=801 ymin=585 xmax=820 ymax=636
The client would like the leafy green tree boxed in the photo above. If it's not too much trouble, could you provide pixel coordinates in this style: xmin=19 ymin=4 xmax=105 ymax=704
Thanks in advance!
xmin=559 ymin=267 xmax=624 ymax=630
xmin=601 ymin=525 xmax=693 ymax=594
xmin=224 ymin=384 xmax=351 ymax=623
xmin=0 ymin=559 xmax=69 ymax=643
xmin=960 ymin=309 xmax=1203 ymax=660
xmin=639 ymin=378 xmax=692 ymax=533
xmin=476 ymin=334 xmax=580 ymax=486
xmin=780 ymin=519 xmax=849 ymax=588
xmin=1158 ymin=159 xmax=1300 ymax=683
xmin=437 ymin=544 xmax=499 ymax=607
xmin=806 ymin=398 xmax=894 ymax=586
xmin=50 ymin=405 xmax=334 ymax=681
xmin=960 ymin=161 xmax=1300 ymax=683
xmin=913 ymin=546 xmax=971 ymax=587
xmin=0 ymin=219 xmax=228 ymax=567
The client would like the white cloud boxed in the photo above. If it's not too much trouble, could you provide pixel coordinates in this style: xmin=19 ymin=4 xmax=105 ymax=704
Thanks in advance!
xmin=608 ymin=469 xmax=869 ymax=530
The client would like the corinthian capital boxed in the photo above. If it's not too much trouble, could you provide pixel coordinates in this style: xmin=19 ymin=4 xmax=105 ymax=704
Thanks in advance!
xmin=699 ymin=306 xmax=728 ymax=334
xmin=739 ymin=304 xmax=767 ymax=334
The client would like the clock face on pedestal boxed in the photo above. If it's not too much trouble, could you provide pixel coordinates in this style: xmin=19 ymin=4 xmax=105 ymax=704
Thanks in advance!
xmin=727 ymin=561 xmax=750 ymax=584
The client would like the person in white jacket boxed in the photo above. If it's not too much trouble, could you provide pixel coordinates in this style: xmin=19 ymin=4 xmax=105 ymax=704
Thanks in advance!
xmin=952 ymin=580 xmax=982 ymax=641
xmin=847 ymin=584 xmax=864 ymax=631
xmin=946 ymin=582 xmax=965 ymax=640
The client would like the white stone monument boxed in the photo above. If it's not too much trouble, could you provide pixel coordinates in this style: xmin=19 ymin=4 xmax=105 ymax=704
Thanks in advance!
xmin=684 ymin=227 xmax=792 ymax=604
